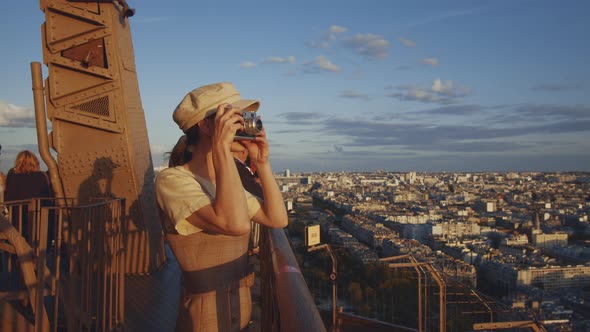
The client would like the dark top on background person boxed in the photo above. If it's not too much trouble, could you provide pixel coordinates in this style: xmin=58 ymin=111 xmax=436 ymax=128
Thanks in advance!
xmin=0 ymin=144 xmax=6 ymax=205
xmin=5 ymin=150 xmax=52 ymax=201
xmin=232 ymin=141 xmax=264 ymax=199
xmin=234 ymin=158 xmax=263 ymax=199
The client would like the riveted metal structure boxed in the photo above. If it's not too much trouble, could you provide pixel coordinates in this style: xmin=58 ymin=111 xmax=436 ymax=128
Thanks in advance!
xmin=38 ymin=0 xmax=165 ymax=273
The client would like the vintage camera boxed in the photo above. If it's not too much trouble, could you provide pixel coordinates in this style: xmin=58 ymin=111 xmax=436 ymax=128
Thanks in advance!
xmin=235 ymin=111 xmax=262 ymax=140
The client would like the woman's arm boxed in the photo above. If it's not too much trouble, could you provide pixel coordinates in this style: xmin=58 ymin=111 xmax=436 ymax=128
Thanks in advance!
xmin=243 ymin=129 xmax=288 ymax=228
xmin=185 ymin=105 xmax=252 ymax=236
xmin=252 ymin=161 xmax=288 ymax=228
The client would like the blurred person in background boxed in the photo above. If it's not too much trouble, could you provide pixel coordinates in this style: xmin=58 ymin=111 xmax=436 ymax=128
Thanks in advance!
xmin=0 ymin=144 xmax=6 ymax=216
xmin=5 ymin=150 xmax=53 ymax=240
xmin=5 ymin=150 xmax=52 ymax=202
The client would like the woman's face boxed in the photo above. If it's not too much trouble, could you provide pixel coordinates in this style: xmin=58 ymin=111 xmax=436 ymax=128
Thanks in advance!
xmin=230 ymin=141 xmax=246 ymax=153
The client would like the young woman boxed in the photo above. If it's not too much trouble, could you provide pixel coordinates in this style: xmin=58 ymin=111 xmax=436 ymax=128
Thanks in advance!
xmin=156 ymin=82 xmax=288 ymax=331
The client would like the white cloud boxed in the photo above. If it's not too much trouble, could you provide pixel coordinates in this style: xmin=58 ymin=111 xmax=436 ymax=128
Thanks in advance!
xmin=342 ymin=33 xmax=389 ymax=59
xmin=305 ymin=40 xmax=330 ymax=49
xmin=264 ymin=56 xmax=296 ymax=64
xmin=408 ymin=89 xmax=434 ymax=101
xmin=240 ymin=61 xmax=257 ymax=68
xmin=339 ymin=90 xmax=369 ymax=100
xmin=316 ymin=56 xmax=340 ymax=72
xmin=432 ymin=78 xmax=453 ymax=95
xmin=150 ymin=143 xmax=170 ymax=167
xmin=421 ymin=58 xmax=439 ymax=67
xmin=307 ymin=25 xmax=348 ymax=48
xmin=387 ymin=78 xmax=472 ymax=104
xmin=388 ymin=89 xmax=445 ymax=104
xmin=329 ymin=25 xmax=348 ymax=34
xmin=399 ymin=37 xmax=416 ymax=48
xmin=431 ymin=78 xmax=471 ymax=97
xmin=150 ymin=143 xmax=169 ymax=156
xmin=0 ymin=101 xmax=35 ymax=127
xmin=326 ymin=25 xmax=348 ymax=41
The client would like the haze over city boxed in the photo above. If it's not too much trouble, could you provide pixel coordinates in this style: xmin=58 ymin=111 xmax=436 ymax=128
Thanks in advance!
xmin=1 ymin=0 xmax=589 ymax=173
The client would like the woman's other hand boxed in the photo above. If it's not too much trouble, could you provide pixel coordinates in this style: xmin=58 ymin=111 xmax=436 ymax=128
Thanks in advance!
xmin=212 ymin=104 xmax=244 ymax=151
xmin=241 ymin=128 xmax=269 ymax=166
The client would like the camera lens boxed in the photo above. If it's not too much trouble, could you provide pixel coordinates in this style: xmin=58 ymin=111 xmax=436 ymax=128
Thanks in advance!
xmin=240 ymin=111 xmax=263 ymax=136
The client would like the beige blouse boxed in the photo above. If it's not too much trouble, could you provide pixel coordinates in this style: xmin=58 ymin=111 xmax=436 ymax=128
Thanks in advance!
xmin=155 ymin=166 xmax=261 ymax=235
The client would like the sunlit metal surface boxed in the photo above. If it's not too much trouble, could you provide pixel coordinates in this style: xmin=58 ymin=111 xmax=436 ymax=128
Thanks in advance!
xmin=37 ymin=0 xmax=165 ymax=274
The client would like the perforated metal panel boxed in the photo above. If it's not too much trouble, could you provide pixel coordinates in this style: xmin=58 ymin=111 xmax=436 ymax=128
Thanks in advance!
xmin=40 ymin=0 xmax=165 ymax=273
xmin=72 ymin=95 xmax=110 ymax=117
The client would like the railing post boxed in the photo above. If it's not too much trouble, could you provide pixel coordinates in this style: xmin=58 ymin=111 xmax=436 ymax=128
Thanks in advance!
xmin=34 ymin=199 xmax=50 ymax=332
xmin=382 ymin=255 xmax=446 ymax=332
xmin=309 ymin=243 xmax=339 ymax=332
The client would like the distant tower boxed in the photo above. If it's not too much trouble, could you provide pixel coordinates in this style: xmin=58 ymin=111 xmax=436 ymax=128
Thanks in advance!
xmin=532 ymin=192 xmax=541 ymax=231
xmin=285 ymin=169 xmax=291 ymax=178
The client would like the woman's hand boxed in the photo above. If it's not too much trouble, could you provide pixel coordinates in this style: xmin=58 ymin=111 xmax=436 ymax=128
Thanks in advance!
xmin=212 ymin=104 xmax=244 ymax=151
xmin=241 ymin=128 xmax=269 ymax=167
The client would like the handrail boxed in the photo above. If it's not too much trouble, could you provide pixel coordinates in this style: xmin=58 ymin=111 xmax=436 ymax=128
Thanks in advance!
xmin=261 ymin=227 xmax=327 ymax=332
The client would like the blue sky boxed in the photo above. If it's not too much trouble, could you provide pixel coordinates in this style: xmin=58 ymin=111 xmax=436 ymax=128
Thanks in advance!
xmin=1 ymin=1 xmax=589 ymax=173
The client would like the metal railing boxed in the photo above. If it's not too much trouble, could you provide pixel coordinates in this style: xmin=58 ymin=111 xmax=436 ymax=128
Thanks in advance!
xmin=0 ymin=197 xmax=126 ymax=332
xmin=260 ymin=227 xmax=327 ymax=332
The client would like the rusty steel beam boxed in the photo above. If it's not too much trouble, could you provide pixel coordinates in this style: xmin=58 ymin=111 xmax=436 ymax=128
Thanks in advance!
xmin=38 ymin=0 xmax=164 ymax=274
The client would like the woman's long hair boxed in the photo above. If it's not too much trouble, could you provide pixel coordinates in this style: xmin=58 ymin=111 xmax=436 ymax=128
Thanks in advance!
xmin=166 ymin=124 xmax=200 ymax=167
xmin=13 ymin=150 xmax=41 ymax=174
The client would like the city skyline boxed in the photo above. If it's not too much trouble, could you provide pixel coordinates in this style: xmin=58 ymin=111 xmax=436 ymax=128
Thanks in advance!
xmin=297 ymin=170 xmax=590 ymax=330
xmin=1 ymin=1 xmax=589 ymax=173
